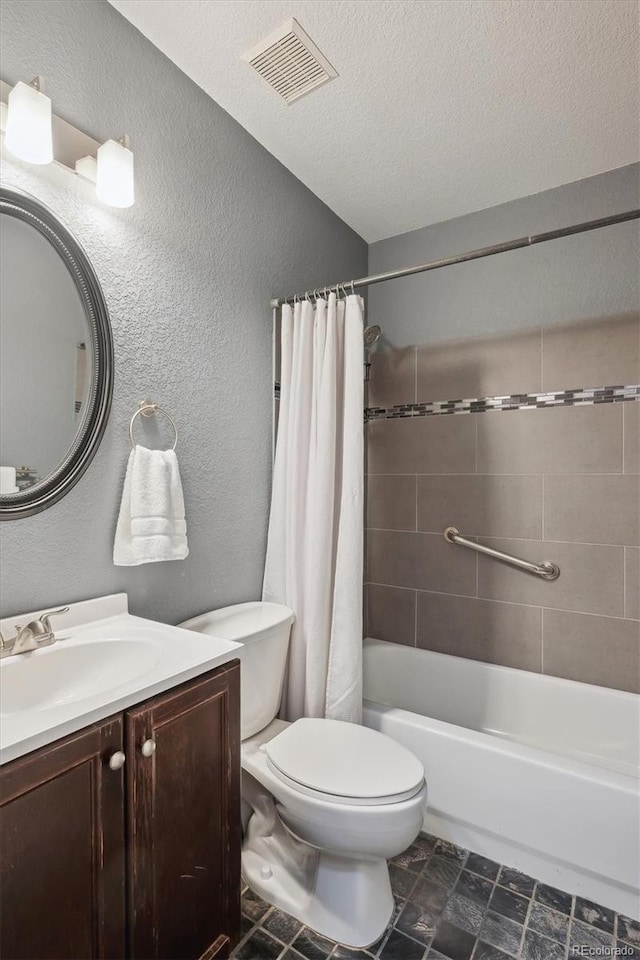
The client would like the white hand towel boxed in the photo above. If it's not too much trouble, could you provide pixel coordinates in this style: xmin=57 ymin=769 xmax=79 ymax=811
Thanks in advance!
xmin=113 ymin=445 xmax=189 ymax=565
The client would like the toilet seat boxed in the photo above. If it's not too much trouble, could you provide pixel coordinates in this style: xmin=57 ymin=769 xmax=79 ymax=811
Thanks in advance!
xmin=265 ymin=718 xmax=425 ymax=806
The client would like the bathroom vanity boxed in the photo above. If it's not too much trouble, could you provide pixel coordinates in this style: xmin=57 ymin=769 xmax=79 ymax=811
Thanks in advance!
xmin=0 ymin=595 xmax=243 ymax=960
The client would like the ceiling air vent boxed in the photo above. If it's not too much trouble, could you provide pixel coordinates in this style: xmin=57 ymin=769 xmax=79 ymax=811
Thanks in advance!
xmin=242 ymin=18 xmax=337 ymax=104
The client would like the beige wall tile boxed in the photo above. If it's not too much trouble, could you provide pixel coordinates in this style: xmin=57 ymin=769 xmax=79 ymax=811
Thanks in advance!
xmin=368 ymin=346 xmax=417 ymax=408
xmin=367 ymin=475 xmax=416 ymax=530
xmin=367 ymin=414 xmax=476 ymax=475
xmin=543 ymin=608 xmax=640 ymax=693
xmin=542 ymin=315 xmax=640 ymax=392
xmin=418 ymin=475 xmax=542 ymax=539
xmin=477 ymin=404 xmax=622 ymax=475
xmin=417 ymin=592 xmax=542 ymax=672
xmin=624 ymin=401 xmax=640 ymax=474
xmin=366 ymin=583 xmax=416 ymax=646
xmin=477 ymin=538 xmax=624 ymax=616
xmin=417 ymin=328 xmax=542 ymax=402
xmin=367 ymin=529 xmax=477 ymax=595
xmin=544 ymin=475 xmax=640 ymax=546
xmin=625 ymin=547 xmax=640 ymax=620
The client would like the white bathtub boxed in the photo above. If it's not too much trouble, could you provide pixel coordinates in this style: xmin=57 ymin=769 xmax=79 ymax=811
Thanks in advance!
xmin=362 ymin=638 xmax=640 ymax=920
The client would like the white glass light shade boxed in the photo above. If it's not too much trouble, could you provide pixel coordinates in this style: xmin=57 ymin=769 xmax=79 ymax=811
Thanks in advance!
xmin=96 ymin=139 xmax=134 ymax=208
xmin=5 ymin=81 xmax=53 ymax=165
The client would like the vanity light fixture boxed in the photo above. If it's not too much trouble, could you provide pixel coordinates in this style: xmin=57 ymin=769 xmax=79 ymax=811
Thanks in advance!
xmin=4 ymin=77 xmax=53 ymax=165
xmin=1 ymin=78 xmax=135 ymax=209
xmin=76 ymin=136 xmax=135 ymax=209
xmin=95 ymin=136 xmax=134 ymax=208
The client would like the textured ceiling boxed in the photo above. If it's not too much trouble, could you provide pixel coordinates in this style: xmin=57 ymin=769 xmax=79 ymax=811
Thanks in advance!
xmin=108 ymin=0 xmax=639 ymax=242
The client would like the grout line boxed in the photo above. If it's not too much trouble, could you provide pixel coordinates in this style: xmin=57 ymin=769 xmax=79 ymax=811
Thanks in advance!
xmin=367 ymin=525 xmax=422 ymax=533
xmin=463 ymin=534 xmax=630 ymax=548
xmin=365 ymin=582 xmax=639 ymax=622
xmin=367 ymin=526 xmax=637 ymax=549
xmin=367 ymin=581 xmax=417 ymax=594
xmin=475 ymin=409 xmax=478 ymax=475
xmin=475 ymin=550 xmax=479 ymax=598
xmin=367 ymin=472 xmax=631 ymax=477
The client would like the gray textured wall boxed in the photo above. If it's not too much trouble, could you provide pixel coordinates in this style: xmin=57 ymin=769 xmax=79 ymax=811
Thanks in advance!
xmin=368 ymin=164 xmax=639 ymax=346
xmin=0 ymin=0 xmax=366 ymax=622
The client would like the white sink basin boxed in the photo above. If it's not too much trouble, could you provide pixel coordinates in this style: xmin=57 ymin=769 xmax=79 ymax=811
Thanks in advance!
xmin=1 ymin=638 xmax=162 ymax=714
xmin=0 ymin=593 xmax=242 ymax=765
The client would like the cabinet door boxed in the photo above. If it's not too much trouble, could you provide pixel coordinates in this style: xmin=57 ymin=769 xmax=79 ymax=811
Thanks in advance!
xmin=126 ymin=661 xmax=241 ymax=960
xmin=0 ymin=717 xmax=126 ymax=960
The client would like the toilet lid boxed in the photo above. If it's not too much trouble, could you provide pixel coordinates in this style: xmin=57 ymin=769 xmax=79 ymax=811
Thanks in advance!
xmin=265 ymin=718 xmax=424 ymax=801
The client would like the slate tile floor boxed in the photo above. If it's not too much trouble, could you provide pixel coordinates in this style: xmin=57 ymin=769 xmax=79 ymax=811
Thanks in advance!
xmin=231 ymin=833 xmax=640 ymax=960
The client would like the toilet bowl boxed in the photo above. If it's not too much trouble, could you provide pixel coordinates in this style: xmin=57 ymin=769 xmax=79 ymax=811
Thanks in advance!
xmin=180 ymin=602 xmax=427 ymax=948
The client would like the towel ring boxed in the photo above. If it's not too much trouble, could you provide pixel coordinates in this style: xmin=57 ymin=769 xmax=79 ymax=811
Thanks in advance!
xmin=129 ymin=402 xmax=178 ymax=451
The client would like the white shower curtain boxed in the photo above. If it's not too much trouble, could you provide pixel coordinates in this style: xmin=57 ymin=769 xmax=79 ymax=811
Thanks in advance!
xmin=263 ymin=292 xmax=364 ymax=723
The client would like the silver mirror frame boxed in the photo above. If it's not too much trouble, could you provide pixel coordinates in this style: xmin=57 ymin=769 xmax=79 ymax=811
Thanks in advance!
xmin=0 ymin=186 xmax=114 ymax=520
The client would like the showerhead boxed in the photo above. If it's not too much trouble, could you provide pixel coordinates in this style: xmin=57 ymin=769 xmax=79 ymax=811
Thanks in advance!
xmin=364 ymin=325 xmax=381 ymax=348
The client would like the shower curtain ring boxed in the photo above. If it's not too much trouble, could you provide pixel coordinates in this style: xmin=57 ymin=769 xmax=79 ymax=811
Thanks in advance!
xmin=350 ymin=280 xmax=355 ymax=295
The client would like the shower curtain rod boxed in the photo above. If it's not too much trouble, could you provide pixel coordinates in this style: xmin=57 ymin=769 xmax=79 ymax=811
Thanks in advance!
xmin=270 ymin=208 xmax=640 ymax=308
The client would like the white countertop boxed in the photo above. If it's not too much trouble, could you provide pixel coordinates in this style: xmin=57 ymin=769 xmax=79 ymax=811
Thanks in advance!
xmin=0 ymin=594 xmax=241 ymax=765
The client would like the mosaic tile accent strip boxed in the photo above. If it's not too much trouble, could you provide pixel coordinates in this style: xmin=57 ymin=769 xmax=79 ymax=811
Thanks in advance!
xmin=364 ymin=385 xmax=640 ymax=422
xmin=231 ymin=833 xmax=638 ymax=960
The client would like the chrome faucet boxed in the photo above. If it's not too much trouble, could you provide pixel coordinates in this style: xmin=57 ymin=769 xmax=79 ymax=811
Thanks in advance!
xmin=0 ymin=607 xmax=69 ymax=658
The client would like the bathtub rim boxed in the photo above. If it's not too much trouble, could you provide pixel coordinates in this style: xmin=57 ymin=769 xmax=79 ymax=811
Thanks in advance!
xmin=363 ymin=699 xmax=639 ymax=787
xmin=363 ymin=637 xmax=640 ymax=779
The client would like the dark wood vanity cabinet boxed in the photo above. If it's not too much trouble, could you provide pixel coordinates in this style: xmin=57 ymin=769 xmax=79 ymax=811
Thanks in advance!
xmin=126 ymin=665 xmax=241 ymax=960
xmin=0 ymin=661 xmax=241 ymax=960
xmin=0 ymin=716 xmax=126 ymax=960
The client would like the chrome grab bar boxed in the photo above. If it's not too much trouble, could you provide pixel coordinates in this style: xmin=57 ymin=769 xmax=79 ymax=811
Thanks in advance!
xmin=443 ymin=527 xmax=560 ymax=581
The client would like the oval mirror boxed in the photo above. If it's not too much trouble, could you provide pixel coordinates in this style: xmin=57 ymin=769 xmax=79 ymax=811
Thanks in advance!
xmin=0 ymin=186 xmax=113 ymax=519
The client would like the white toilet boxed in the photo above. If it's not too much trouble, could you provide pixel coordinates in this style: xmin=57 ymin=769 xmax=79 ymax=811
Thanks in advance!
xmin=181 ymin=601 xmax=427 ymax=948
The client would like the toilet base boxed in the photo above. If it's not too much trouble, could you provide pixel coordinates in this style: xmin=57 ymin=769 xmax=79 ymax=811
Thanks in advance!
xmin=242 ymin=770 xmax=394 ymax=948
xmin=243 ymin=842 xmax=394 ymax=949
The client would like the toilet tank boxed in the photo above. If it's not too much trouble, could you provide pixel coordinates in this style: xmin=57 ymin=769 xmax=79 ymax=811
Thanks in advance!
xmin=180 ymin=602 xmax=294 ymax=740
